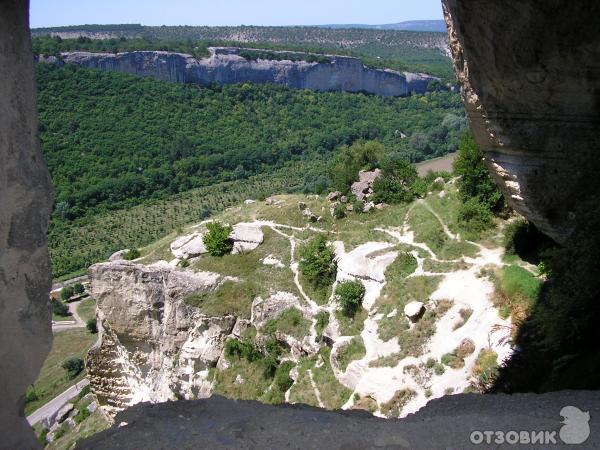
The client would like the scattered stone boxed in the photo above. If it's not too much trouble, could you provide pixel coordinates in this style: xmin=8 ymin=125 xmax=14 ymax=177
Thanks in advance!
xmin=265 ymin=197 xmax=275 ymax=206
xmin=340 ymin=195 xmax=348 ymax=204
xmin=326 ymin=191 xmax=340 ymax=202
xmin=346 ymin=204 xmax=354 ymax=212
xmin=170 ymin=233 xmax=207 ymax=259
xmin=262 ymin=254 xmax=285 ymax=268
xmin=87 ymin=401 xmax=98 ymax=413
xmin=363 ymin=202 xmax=375 ymax=213
xmin=350 ymin=180 xmax=370 ymax=200
xmin=438 ymin=191 xmax=447 ymax=198
xmin=234 ymin=374 xmax=245 ymax=385
xmin=404 ymin=301 xmax=425 ymax=322
xmin=434 ymin=177 xmax=445 ymax=185
xmin=375 ymin=203 xmax=387 ymax=210
xmin=351 ymin=169 xmax=382 ymax=200
xmin=302 ymin=208 xmax=319 ymax=222
xmin=329 ymin=202 xmax=340 ymax=217
xmin=244 ymin=199 xmax=256 ymax=205
xmin=298 ymin=202 xmax=307 ymax=211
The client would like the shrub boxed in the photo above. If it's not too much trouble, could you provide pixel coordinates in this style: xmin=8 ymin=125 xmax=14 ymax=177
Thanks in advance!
xmin=434 ymin=363 xmax=445 ymax=375
xmin=273 ymin=361 xmax=294 ymax=393
xmin=86 ymin=318 xmax=98 ymax=334
xmin=178 ymin=258 xmax=190 ymax=268
xmin=328 ymin=140 xmax=384 ymax=192
xmin=25 ymin=386 xmax=38 ymax=403
xmin=315 ymin=311 xmax=330 ymax=341
xmin=336 ymin=280 xmax=366 ymax=317
xmin=441 ymin=352 xmax=465 ymax=369
xmin=332 ymin=203 xmax=346 ymax=219
xmin=457 ymin=198 xmax=493 ymax=233
xmin=299 ymin=235 xmax=336 ymax=288
xmin=52 ymin=299 xmax=70 ymax=317
xmin=62 ymin=357 xmax=84 ymax=379
xmin=203 ymin=221 xmax=233 ymax=256
xmin=73 ymin=283 xmax=85 ymax=294
xmin=77 ymin=384 xmax=91 ymax=400
xmin=123 ymin=248 xmax=141 ymax=260
xmin=60 ymin=285 xmax=75 ymax=301
xmin=224 ymin=338 xmax=261 ymax=362
xmin=74 ymin=407 xmax=90 ymax=424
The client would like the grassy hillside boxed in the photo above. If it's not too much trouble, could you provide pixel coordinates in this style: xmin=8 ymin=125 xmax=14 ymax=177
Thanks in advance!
xmin=37 ymin=64 xmax=466 ymax=277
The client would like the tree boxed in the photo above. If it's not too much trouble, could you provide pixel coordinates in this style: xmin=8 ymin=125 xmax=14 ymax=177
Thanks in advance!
xmin=299 ymin=235 xmax=337 ymax=288
xmin=60 ymin=286 xmax=75 ymax=301
xmin=123 ymin=248 xmax=141 ymax=260
xmin=86 ymin=318 xmax=98 ymax=334
xmin=453 ymin=134 xmax=503 ymax=212
xmin=203 ymin=221 xmax=233 ymax=256
xmin=52 ymin=299 xmax=70 ymax=317
xmin=328 ymin=140 xmax=385 ymax=192
xmin=336 ymin=280 xmax=365 ymax=317
xmin=372 ymin=157 xmax=418 ymax=204
xmin=61 ymin=357 xmax=84 ymax=379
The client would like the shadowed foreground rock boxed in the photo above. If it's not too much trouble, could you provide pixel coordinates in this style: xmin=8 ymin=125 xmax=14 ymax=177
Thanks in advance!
xmin=0 ymin=0 xmax=54 ymax=448
xmin=80 ymin=392 xmax=600 ymax=449
xmin=442 ymin=0 xmax=600 ymax=243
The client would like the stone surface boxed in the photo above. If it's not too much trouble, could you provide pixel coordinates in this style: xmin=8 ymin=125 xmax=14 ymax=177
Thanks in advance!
xmin=0 ymin=1 xmax=54 ymax=448
xmin=109 ymin=249 xmax=130 ymax=261
xmin=404 ymin=301 xmax=425 ymax=322
xmin=230 ymin=223 xmax=264 ymax=255
xmin=326 ymin=191 xmax=340 ymax=202
xmin=250 ymin=292 xmax=303 ymax=327
xmin=87 ymin=261 xmax=234 ymax=415
xmin=39 ymin=48 xmax=440 ymax=98
xmin=442 ymin=0 xmax=600 ymax=242
xmin=170 ymin=233 xmax=207 ymax=259
xmin=79 ymin=391 xmax=600 ymax=449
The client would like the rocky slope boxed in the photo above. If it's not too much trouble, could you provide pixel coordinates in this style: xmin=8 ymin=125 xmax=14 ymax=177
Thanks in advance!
xmin=86 ymin=182 xmax=527 ymax=420
xmin=39 ymin=47 xmax=439 ymax=97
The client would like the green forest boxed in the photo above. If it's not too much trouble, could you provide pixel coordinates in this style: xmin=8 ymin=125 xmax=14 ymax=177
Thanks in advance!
xmin=37 ymin=64 xmax=465 ymax=277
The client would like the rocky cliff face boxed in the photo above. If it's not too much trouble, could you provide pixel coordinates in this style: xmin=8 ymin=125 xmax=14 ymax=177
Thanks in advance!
xmin=40 ymin=47 xmax=438 ymax=97
xmin=87 ymin=261 xmax=237 ymax=415
xmin=442 ymin=0 xmax=600 ymax=243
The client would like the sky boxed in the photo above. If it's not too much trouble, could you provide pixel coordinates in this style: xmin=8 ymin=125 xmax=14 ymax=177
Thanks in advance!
xmin=30 ymin=0 xmax=443 ymax=28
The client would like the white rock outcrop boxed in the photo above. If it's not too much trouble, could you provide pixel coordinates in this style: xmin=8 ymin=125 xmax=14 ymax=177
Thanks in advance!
xmin=404 ymin=301 xmax=425 ymax=322
xmin=170 ymin=232 xmax=207 ymax=259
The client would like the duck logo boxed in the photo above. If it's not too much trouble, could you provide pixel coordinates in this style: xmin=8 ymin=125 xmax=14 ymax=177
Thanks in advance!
xmin=560 ymin=406 xmax=590 ymax=445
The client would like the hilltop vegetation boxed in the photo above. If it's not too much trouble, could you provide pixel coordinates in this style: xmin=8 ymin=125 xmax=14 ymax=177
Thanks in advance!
xmin=32 ymin=24 xmax=453 ymax=81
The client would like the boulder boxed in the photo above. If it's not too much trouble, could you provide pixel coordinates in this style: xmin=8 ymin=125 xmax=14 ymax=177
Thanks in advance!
xmin=326 ymin=191 xmax=340 ymax=202
xmin=363 ymin=202 xmax=375 ymax=213
xmin=244 ymin=199 xmax=256 ymax=205
xmin=404 ymin=301 xmax=425 ymax=322
xmin=230 ymin=224 xmax=264 ymax=255
xmin=44 ymin=402 xmax=74 ymax=428
xmin=350 ymin=180 xmax=371 ymax=200
xmin=434 ymin=177 xmax=445 ymax=185
xmin=170 ymin=233 xmax=207 ymax=259
xmin=87 ymin=401 xmax=99 ymax=413
xmin=374 ymin=203 xmax=387 ymax=210
xmin=340 ymin=195 xmax=348 ymax=204
xmin=346 ymin=204 xmax=354 ymax=212
xmin=298 ymin=202 xmax=307 ymax=211
xmin=358 ymin=169 xmax=382 ymax=184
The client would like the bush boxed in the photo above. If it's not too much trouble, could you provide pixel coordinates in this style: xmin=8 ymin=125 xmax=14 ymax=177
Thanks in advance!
xmin=52 ymin=299 xmax=70 ymax=317
xmin=299 ymin=235 xmax=337 ymax=288
xmin=203 ymin=221 xmax=233 ymax=256
xmin=434 ymin=363 xmax=445 ymax=375
xmin=74 ymin=406 xmax=91 ymax=424
xmin=123 ymin=248 xmax=141 ymax=260
xmin=332 ymin=203 xmax=346 ymax=219
xmin=62 ymin=357 xmax=84 ymax=379
xmin=25 ymin=386 xmax=38 ymax=403
xmin=60 ymin=285 xmax=75 ymax=301
xmin=224 ymin=338 xmax=261 ymax=362
xmin=336 ymin=280 xmax=366 ymax=317
xmin=457 ymin=198 xmax=493 ymax=233
xmin=328 ymin=140 xmax=384 ymax=192
xmin=86 ymin=318 xmax=98 ymax=334
xmin=73 ymin=283 xmax=85 ymax=294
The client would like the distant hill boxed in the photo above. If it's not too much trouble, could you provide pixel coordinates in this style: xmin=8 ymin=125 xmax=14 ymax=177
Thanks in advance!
xmin=316 ymin=20 xmax=447 ymax=33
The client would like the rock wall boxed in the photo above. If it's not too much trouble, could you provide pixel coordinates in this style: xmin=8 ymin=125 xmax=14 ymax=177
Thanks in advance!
xmin=87 ymin=261 xmax=238 ymax=415
xmin=40 ymin=47 xmax=438 ymax=97
xmin=442 ymin=0 xmax=600 ymax=243
xmin=0 ymin=0 xmax=54 ymax=448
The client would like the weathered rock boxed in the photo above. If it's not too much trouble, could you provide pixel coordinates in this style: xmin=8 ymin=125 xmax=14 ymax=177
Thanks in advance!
xmin=261 ymin=254 xmax=285 ymax=268
xmin=87 ymin=261 xmax=235 ymax=415
xmin=230 ymin=223 xmax=264 ymax=254
xmin=358 ymin=169 xmax=382 ymax=184
xmin=326 ymin=191 xmax=340 ymax=202
xmin=442 ymin=0 xmax=600 ymax=242
xmin=87 ymin=401 xmax=99 ymax=413
xmin=109 ymin=249 xmax=130 ymax=261
xmin=244 ymin=199 xmax=256 ymax=205
xmin=40 ymin=48 xmax=440 ymax=98
xmin=170 ymin=233 xmax=207 ymax=259
xmin=375 ymin=203 xmax=387 ymax=210
xmin=404 ymin=301 xmax=425 ymax=322
xmin=0 ymin=2 xmax=54 ymax=446
xmin=298 ymin=202 xmax=307 ymax=211
xmin=351 ymin=169 xmax=382 ymax=200
xmin=363 ymin=202 xmax=375 ymax=213
xmin=346 ymin=204 xmax=354 ymax=212
xmin=251 ymin=292 xmax=303 ymax=326
xmin=340 ymin=196 xmax=348 ymax=204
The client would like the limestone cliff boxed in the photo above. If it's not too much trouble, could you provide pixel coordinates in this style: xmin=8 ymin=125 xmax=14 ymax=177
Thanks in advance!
xmin=39 ymin=47 xmax=439 ymax=97
xmin=87 ymin=261 xmax=237 ymax=415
